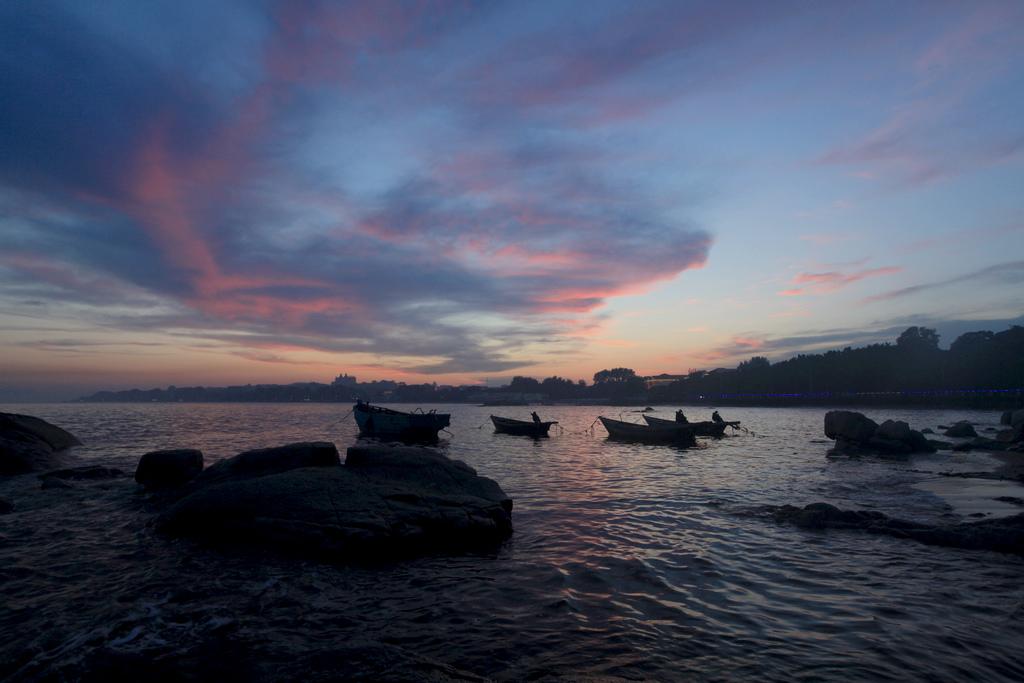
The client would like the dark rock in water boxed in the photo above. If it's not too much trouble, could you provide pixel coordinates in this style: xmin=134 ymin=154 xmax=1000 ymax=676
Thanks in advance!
xmin=136 ymin=449 xmax=204 ymax=490
xmin=995 ymin=423 xmax=1024 ymax=444
xmin=824 ymin=410 xmax=878 ymax=443
xmin=0 ymin=496 xmax=13 ymax=512
xmin=155 ymin=443 xmax=513 ymax=560
xmin=40 ymin=476 xmax=75 ymax=490
xmin=765 ymin=503 xmax=1024 ymax=556
xmin=944 ymin=421 xmax=978 ymax=438
xmin=0 ymin=412 xmax=82 ymax=475
xmin=38 ymin=466 xmax=123 ymax=480
xmin=1001 ymin=409 xmax=1024 ymax=428
xmin=951 ymin=436 xmax=1024 ymax=453
xmin=824 ymin=411 xmax=935 ymax=455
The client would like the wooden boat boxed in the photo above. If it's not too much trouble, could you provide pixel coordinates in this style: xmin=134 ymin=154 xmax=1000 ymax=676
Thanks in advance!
xmin=352 ymin=401 xmax=450 ymax=440
xmin=598 ymin=416 xmax=696 ymax=446
xmin=490 ymin=415 xmax=558 ymax=437
xmin=643 ymin=415 xmax=740 ymax=437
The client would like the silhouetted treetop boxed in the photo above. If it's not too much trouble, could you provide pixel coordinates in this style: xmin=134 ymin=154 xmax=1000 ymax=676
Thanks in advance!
xmin=896 ymin=326 xmax=940 ymax=353
xmin=738 ymin=356 xmax=771 ymax=371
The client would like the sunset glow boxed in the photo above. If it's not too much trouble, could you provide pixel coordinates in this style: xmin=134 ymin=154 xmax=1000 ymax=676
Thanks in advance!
xmin=1 ymin=0 xmax=1022 ymax=401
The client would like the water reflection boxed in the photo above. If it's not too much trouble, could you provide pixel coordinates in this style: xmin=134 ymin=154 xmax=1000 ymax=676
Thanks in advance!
xmin=1 ymin=403 xmax=1021 ymax=682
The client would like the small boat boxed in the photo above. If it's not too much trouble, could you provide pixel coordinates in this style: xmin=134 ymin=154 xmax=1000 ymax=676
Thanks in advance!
xmin=598 ymin=416 xmax=696 ymax=446
xmin=352 ymin=401 xmax=451 ymax=441
xmin=643 ymin=415 xmax=740 ymax=437
xmin=490 ymin=415 xmax=558 ymax=437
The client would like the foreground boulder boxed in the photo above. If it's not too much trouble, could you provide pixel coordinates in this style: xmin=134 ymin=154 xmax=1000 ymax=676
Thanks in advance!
xmin=824 ymin=410 xmax=935 ymax=455
xmin=0 ymin=412 xmax=82 ymax=475
xmin=136 ymin=449 xmax=204 ymax=490
xmin=763 ymin=502 xmax=1024 ymax=556
xmin=943 ymin=421 xmax=978 ymax=438
xmin=155 ymin=443 xmax=513 ymax=560
xmin=1001 ymin=409 xmax=1024 ymax=428
xmin=185 ymin=441 xmax=339 ymax=490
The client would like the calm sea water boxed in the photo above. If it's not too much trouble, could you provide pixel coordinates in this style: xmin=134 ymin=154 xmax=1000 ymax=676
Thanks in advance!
xmin=1 ymin=403 xmax=1022 ymax=682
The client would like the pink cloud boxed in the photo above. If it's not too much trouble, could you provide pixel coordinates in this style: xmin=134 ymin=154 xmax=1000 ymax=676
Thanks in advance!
xmin=810 ymin=5 xmax=1024 ymax=186
xmin=778 ymin=266 xmax=902 ymax=296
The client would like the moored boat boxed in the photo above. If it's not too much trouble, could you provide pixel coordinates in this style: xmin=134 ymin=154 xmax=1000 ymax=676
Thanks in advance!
xmin=642 ymin=415 xmax=740 ymax=437
xmin=598 ymin=416 xmax=696 ymax=446
xmin=490 ymin=415 xmax=558 ymax=437
xmin=352 ymin=401 xmax=451 ymax=441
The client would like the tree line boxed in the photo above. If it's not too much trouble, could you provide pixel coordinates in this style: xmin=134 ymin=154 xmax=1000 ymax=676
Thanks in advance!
xmin=650 ymin=325 xmax=1024 ymax=408
xmin=78 ymin=326 xmax=1022 ymax=407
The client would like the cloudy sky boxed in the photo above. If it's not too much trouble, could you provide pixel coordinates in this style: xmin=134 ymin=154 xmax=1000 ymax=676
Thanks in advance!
xmin=2 ymin=0 xmax=1023 ymax=401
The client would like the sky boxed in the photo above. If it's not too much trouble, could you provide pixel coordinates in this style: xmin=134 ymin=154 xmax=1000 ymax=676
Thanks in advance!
xmin=2 ymin=0 xmax=1023 ymax=402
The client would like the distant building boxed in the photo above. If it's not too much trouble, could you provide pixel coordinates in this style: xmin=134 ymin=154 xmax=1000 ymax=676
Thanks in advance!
xmin=332 ymin=373 xmax=357 ymax=387
xmin=646 ymin=373 xmax=687 ymax=389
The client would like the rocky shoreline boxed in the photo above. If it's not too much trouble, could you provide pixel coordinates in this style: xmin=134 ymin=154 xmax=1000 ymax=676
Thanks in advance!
xmin=4 ymin=410 xmax=1024 ymax=559
xmin=149 ymin=441 xmax=515 ymax=561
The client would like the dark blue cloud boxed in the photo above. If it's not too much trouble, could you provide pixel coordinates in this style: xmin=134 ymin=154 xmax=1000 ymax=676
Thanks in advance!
xmin=0 ymin=1 xmax=230 ymax=200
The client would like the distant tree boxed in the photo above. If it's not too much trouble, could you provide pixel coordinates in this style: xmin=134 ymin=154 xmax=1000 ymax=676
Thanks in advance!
xmin=592 ymin=368 xmax=646 ymax=397
xmin=991 ymin=325 xmax=1024 ymax=387
xmin=509 ymin=376 xmax=541 ymax=392
xmin=896 ymin=326 xmax=940 ymax=353
xmin=737 ymin=356 xmax=771 ymax=372
xmin=541 ymin=375 xmax=577 ymax=399
xmin=593 ymin=368 xmax=638 ymax=385
xmin=950 ymin=330 xmax=994 ymax=356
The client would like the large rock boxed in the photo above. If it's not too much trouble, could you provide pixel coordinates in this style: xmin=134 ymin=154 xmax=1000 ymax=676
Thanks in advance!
xmin=824 ymin=411 xmax=934 ymax=454
xmin=136 ymin=449 xmax=204 ymax=490
xmin=184 ymin=441 xmax=339 ymax=490
xmin=1001 ymin=410 xmax=1024 ymax=428
xmin=824 ymin=410 xmax=878 ymax=443
xmin=996 ymin=424 xmax=1024 ymax=443
xmin=944 ymin=421 xmax=978 ymax=438
xmin=0 ymin=412 xmax=82 ymax=475
xmin=155 ymin=443 xmax=513 ymax=560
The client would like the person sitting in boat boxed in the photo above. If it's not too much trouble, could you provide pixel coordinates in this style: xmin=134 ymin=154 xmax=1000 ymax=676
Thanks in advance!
xmin=531 ymin=411 xmax=541 ymax=423
xmin=675 ymin=410 xmax=688 ymax=423
xmin=712 ymin=410 xmax=723 ymax=423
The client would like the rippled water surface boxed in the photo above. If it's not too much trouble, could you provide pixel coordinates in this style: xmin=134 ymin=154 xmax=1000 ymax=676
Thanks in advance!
xmin=2 ymin=403 xmax=1022 ymax=681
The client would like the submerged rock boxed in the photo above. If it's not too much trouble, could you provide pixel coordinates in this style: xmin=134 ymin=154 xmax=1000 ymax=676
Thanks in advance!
xmin=155 ymin=443 xmax=513 ymax=560
xmin=764 ymin=502 xmax=1024 ymax=556
xmin=39 ymin=466 xmax=123 ymax=480
xmin=0 ymin=412 xmax=82 ymax=475
xmin=41 ymin=477 xmax=75 ymax=490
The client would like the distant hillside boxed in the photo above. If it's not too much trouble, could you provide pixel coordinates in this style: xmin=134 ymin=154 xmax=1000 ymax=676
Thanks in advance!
xmin=77 ymin=326 xmax=1024 ymax=408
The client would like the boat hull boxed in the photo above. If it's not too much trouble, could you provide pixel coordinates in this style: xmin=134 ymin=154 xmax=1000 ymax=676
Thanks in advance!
xmin=598 ymin=416 xmax=696 ymax=446
xmin=642 ymin=416 xmax=739 ymax=437
xmin=490 ymin=415 xmax=557 ymax=437
xmin=353 ymin=403 xmax=451 ymax=441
